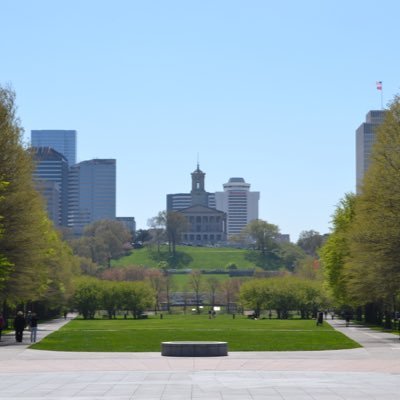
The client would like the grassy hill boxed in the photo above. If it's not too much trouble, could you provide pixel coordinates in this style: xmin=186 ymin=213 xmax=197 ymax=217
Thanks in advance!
xmin=111 ymin=245 xmax=257 ymax=290
xmin=112 ymin=245 xmax=255 ymax=270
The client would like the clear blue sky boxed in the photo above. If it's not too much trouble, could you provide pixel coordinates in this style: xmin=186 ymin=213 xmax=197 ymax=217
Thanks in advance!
xmin=2 ymin=1 xmax=399 ymax=242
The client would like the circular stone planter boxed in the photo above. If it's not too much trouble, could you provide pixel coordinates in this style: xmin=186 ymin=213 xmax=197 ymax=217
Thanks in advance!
xmin=161 ymin=341 xmax=228 ymax=357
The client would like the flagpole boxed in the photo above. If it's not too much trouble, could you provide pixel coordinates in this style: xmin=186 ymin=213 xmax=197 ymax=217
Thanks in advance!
xmin=376 ymin=81 xmax=383 ymax=109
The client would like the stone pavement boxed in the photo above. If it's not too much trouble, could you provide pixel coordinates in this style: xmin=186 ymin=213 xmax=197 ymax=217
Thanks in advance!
xmin=1 ymin=316 xmax=400 ymax=399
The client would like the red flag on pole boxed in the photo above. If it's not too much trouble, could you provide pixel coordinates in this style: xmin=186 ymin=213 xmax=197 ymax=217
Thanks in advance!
xmin=376 ymin=81 xmax=382 ymax=91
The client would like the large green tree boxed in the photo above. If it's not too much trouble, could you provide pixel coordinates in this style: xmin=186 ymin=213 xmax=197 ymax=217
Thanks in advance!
xmin=278 ymin=241 xmax=307 ymax=272
xmin=319 ymin=193 xmax=356 ymax=304
xmin=297 ymin=230 xmax=325 ymax=257
xmin=166 ymin=211 xmax=188 ymax=257
xmin=99 ymin=280 xmax=122 ymax=319
xmin=70 ymin=219 xmax=131 ymax=266
xmin=36 ymin=226 xmax=80 ymax=311
xmin=243 ymin=219 xmax=281 ymax=269
xmin=120 ymin=281 xmax=154 ymax=319
xmin=0 ymin=86 xmax=80 ymax=313
xmin=147 ymin=211 xmax=166 ymax=254
xmin=0 ymin=181 xmax=12 ymax=292
xmin=0 ymin=86 xmax=53 ymax=305
xmin=73 ymin=277 xmax=100 ymax=319
xmin=345 ymin=98 xmax=400 ymax=314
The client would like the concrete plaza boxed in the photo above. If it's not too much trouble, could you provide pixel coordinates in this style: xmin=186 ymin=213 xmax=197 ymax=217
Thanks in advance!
xmin=1 ymin=316 xmax=400 ymax=399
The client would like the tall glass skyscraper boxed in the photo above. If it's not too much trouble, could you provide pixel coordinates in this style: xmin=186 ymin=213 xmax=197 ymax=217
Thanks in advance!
xmin=68 ymin=159 xmax=116 ymax=233
xmin=30 ymin=130 xmax=124 ymax=236
xmin=31 ymin=130 xmax=77 ymax=166
xmin=356 ymin=110 xmax=386 ymax=192
xmin=32 ymin=147 xmax=69 ymax=227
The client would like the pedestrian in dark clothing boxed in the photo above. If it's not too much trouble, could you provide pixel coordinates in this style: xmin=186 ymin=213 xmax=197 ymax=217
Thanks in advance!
xmin=30 ymin=313 xmax=38 ymax=343
xmin=0 ymin=313 xmax=4 ymax=341
xmin=316 ymin=311 xmax=324 ymax=326
xmin=14 ymin=311 xmax=26 ymax=342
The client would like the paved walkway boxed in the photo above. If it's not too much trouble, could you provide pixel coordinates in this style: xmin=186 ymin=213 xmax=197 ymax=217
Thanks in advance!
xmin=1 ymin=316 xmax=400 ymax=399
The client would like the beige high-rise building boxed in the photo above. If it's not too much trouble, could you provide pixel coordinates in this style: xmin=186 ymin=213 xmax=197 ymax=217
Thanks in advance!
xmin=215 ymin=177 xmax=259 ymax=238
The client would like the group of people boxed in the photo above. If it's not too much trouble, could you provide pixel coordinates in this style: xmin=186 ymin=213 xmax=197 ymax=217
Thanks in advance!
xmin=316 ymin=310 xmax=352 ymax=327
xmin=9 ymin=311 xmax=39 ymax=343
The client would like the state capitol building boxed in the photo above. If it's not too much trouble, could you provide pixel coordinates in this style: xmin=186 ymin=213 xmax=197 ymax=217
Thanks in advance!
xmin=167 ymin=165 xmax=259 ymax=246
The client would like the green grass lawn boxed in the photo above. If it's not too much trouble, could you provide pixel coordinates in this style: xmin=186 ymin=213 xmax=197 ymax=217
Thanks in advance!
xmin=113 ymin=245 xmax=256 ymax=270
xmin=171 ymin=273 xmax=233 ymax=290
xmin=31 ymin=314 xmax=360 ymax=352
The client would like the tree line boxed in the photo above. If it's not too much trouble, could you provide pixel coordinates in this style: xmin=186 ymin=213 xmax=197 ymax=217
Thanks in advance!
xmin=320 ymin=95 xmax=400 ymax=328
xmin=240 ymin=275 xmax=328 ymax=319
xmin=71 ymin=263 xmax=327 ymax=319
xmin=0 ymin=86 xmax=80 ymax=321
xmin=73 ymin=277 xmax=154 ymax=319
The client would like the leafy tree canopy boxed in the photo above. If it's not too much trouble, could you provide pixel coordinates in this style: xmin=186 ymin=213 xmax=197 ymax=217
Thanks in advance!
xmin=70 ymin=219 xmax=131 ymax=267
xmin=346 ymin=97 xmax=400 ymax=308
xmin=297 ymin=230 xmax=326 ymax=256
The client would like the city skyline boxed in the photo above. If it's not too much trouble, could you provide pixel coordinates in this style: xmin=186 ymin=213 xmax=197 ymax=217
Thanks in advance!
xmin=2 ymin=1 xmax=400 ymax=241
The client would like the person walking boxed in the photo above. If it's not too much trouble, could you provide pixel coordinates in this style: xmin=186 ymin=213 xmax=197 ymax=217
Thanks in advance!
xmin=13 ymin=311 xmax=26 ymax=342
xmin=316 ymin=311 xmax=324 ymax=326
xmin=30 ymin=313 xmax=38 ymax=343
xmin=26 ymin=311 xmax=32 ymax=329
xmin=0 ymin=313 xmax=4 ymax=341
xmin=345 ymin=313 xmax=351 ymax=327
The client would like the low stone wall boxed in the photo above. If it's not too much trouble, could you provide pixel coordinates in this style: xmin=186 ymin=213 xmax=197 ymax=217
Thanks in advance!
xmin=161 ymin=341 xmax=228 ymax=357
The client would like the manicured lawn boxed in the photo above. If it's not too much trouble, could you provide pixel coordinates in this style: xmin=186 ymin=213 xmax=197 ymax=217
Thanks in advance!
xmin=113 ymin=245 xmax=256 ymax=270
xmin=31 ymin=315 xmax=360 ymax=352
xmin=171 ymin=273 xmax=232 ymax=291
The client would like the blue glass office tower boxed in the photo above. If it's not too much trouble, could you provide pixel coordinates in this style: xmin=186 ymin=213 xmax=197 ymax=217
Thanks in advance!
xmin=68 ymin=159 xmax=116 ymax=233
xmin=31 ymin=130 xmax=77 ymax=166
xmin=32 ymin=147 xmax=69 ymax=226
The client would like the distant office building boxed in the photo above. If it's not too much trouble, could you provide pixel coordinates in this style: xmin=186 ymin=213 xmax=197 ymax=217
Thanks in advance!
xmin=32 ymin=147 xmax=69 ymax=226
xmin=68 ymin=159 xmax=116 ymax=233
xmin=31 ymin=130 xmax=77 ymax=166
xmin=116 ymin=217 xmax=136 ymax=239
xmin=35 ymin=180 xmax=61 ymax=227
xmin=356 ymin=110 xmax=387 ymax=192
xmin=215 ymin=177 xmax=259 ymax=238
xmin=167 ymin=165 xmax=216 ymax=211
xmin=167 ymin=193 xmax=192 ymax=211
